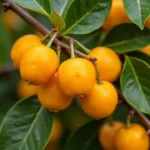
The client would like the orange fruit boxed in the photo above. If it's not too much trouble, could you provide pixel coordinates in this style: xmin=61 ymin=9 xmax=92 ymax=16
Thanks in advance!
xmin=145 ymin=17 xmax=150 ymax=28
xmin=140 ymin=44 xmax=150 ymax=55
xmin=88 ymin=47 xmax=122 ymax=82
xmin=99 ymin=121 xmax=125 ymax=150
xmin=80 ymin=81 xmax=118 ymax=119
xmin=37 ymin=73 xmax=73 ymax=112
xmin=50 ymin=117 xmax=63 ymax=142
xmin=103 ymin=0 xmax=130 ymax=31
xmin=3 ymin=10 xmax=24 ymax=30
xmin=115 ymin=123 xmax=149 ymax=150
xmin=20 ymin=45 xmax=58 ymax=85
xmin=17 ymin=80 xmax=37 ymax=98
xmin=11 ymin=34 xmax=42 ymax=68
xmin=58 ymin=58 xmax=96 ymax=97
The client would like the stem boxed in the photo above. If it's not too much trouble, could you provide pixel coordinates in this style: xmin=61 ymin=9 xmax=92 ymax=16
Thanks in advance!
xmin=41 ymin=30 xmax=52 ymax=42
xmin=74 ymin=40 xmax=90 ymax=54
xmin=70 ymin=39 xmax=75 ymax=58
xmin=126 ymin=117 xmax=131 ymax=128
xmin=71 ymin=44 xmax=75 ymax=58
xmin=57 ymin=46 xmax=61 ymax=66
xmin=95 ymin=65 xmax=102 ymax=84
xmin=47 ymin=33 xmax=57 ymax=47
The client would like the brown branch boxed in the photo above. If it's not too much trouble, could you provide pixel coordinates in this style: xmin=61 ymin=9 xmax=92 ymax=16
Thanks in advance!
xmin=0 ymin=65 xmax=17 ymax=75
xmin=1 ymin=0 xmax=150 ymax=130
xmin=3 ymin=0 xmax=96 ymax=62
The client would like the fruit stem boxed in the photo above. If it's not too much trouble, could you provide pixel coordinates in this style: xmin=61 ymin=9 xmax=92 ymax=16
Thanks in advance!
xmin=47 ymin=33 xmax=57 ymax=47
xmin=41 ymin=30 xmax=52 ymax=42
xmin=126 ymin=117 xmax=131 ymax=128
xmin=74 ymin=40 xmax=90 ymax=54
xmin=95 ymin=65 xmax=102 ymax=84
xmin=70 ymin=39 xmax=75 ymax=58
xmin=57 ymin=46 xmax=61 ymax=66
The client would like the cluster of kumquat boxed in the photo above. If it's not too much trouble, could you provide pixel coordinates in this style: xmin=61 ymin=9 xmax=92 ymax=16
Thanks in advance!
xmin=11 ymin=33 xmax=121 ymax=119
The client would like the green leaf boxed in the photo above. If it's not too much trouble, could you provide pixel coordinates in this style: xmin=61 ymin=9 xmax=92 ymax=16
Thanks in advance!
xmin=65 ymin=120 xmax=104 ymax=150
xmin=104 ymin=24 xmax=150 ymax=53
xmin=0 ymin=96 xmax=53 ymax=150
xmin=63 ymin=0 xmax=111 ymax=35
xmin=129 ymin=51 xmax=150 ymax=66
xmin=123 ymin=0 xmax=150 ymax=29
xmin=51 ymin=0 xmax=74 ymax=17
xmin=13 ymin=0 xmax=52 ymax=17
xmin=49 ymin=11 xmax=65 ymax=32
xmin=121 ymin=56 xmax=150 ymax=114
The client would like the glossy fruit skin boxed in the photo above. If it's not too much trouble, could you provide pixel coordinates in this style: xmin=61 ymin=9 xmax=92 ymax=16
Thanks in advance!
xmin=99 ymin=121 xmax=125 ymax=150
xmin=37 ymin=73 xmax=73 ymax=112
xmin=17 ymin=80 xmax=37 ymax=98
xmin=11 ymin=34 xmax=41 ymax=68
xmin=80 ymin=81 xmax=118 ymax=119
xmin=88 ymin=47 xmax=122 ymax=83
xmin=58 ymin=58 xmax=96 ymax=97
xmin=115 ymin=123 xmax=149 ymax=150
xmin=140 ymin=44 xmax=150 ymax=55
xmin=20 ymin=45 xmax=58 ymax=85
xmin=103 ymin=0 xmax=130 ymax=31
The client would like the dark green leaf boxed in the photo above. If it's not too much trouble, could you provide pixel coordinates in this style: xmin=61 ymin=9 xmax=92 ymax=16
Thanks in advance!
xmin=123 ymin=0 xmax=150 ymax=29
xmin=63 ymin=0 xmax=111 ymax=35
xmin=0 ymin=96 xmax=53 ymax=150
xmin=13 ymin=0 xmax=52 ymax=17
xmin=0 ymin=74 xmax=19 ymax=123
xmin=129 ymin=51 xmax=150 ymax=66
xmin=65 ymin=120 xmax=104 ymax=150
xmin=49 ymin=11 xmax=65 ymax=32
xmin=104 ymin=24 xmax=150 ymax=53
xmin=121 ymin=56 xmax=150 ymax=114
xmin=51 ymin=0 xmax=74 ymax=17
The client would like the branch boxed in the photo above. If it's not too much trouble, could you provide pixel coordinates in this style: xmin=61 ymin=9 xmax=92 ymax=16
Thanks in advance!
xmin=2 ymin=0 xmax=150 ymax=130
xmin=2 ymin=0 xmax=96 ymax=62
xmin=118 ymin=89 xmax=150 ymax=129
xmin=0 ymin=65 xmax=17 ymax=75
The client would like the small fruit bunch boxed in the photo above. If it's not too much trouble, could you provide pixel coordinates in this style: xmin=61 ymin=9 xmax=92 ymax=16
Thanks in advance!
xmin=11 ymin=30 xmax=122 ymax=120
xmin=99 ymin=118 xmax=149 ymax=150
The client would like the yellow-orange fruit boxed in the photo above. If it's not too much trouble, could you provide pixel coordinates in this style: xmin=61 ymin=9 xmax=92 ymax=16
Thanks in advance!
xmin=20 ymin=45 xmax=58 ymax=85
xmin=88 ymin=47 xmax=122 ymax=82
xmin=37 ymin=73 xmax=73 ymax=112
xmin=103 ymin=0 xmax=130 ymax=31
xmin=99 ymin=121 xmax=125 ymax=150
xmin=58 ymin=58 xmax=96 ymax=97
xmin=50 ymin=117 xmax=63 ymax=142
xmin=115 ymin=123 xmax=149 ymax=150
xmin=140 ymin=44 xmax=150 ymax=55
xmin=17 ymin=80 xmax=37 ymax=98
xmin=145 ymin=17 xmax=150 ymax=28
xmin=11 ymin=34 xmax=41 ymax=68
xmin=3 ymin=10 xmax=24 ymax=30
xmin=80 ymin=81 xmax=118 ymax=119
